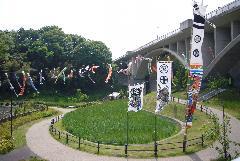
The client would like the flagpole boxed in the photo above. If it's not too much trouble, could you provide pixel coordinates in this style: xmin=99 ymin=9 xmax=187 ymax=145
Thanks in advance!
xmin=184 ymin=23 xmax=192 ymax=151
xmin=126 ymin=74 xmax=130 ymax=150
xmin=184 ymin=68 xmax=190 ymax=152
xmin=127 ymin=111 xmax=129 ymax=145
xmin=155 ymin=56 xmax=158 ymax=144
xmin=154 ymin=112 xmax=157 ymax=144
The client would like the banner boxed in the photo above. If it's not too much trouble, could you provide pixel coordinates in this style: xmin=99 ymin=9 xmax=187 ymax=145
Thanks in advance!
xmin=186 ymin=1 xmax=206 ymax=128
xmin=156 ymin=61 xmax=172 ymax=112
xmin=128 ymin=84 xmax=144 ymax=112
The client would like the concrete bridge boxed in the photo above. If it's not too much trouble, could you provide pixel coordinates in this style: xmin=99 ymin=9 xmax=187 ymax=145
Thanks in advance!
xmin=115 ymin=0 xmax=240 ymax=89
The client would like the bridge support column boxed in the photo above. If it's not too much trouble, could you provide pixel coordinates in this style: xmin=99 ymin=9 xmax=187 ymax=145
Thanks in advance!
xmin=185 ymin=38 xmax=191 ymax=64
xmin=231 ymin=21 xmax=240 ymax=40
xmin=214 ymin=27 xmax=231 ymax=55
xmin=169 ymin=43 xmax=177 ymax=53
xmin=177 ymin=40 xmax=185 ymax=56
xmin=202 ymin=33 xmax=215 ymax=66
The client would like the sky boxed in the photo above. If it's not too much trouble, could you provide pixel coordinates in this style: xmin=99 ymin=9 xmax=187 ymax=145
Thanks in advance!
xmin=0 ymin=0 xmax=234 ymax=59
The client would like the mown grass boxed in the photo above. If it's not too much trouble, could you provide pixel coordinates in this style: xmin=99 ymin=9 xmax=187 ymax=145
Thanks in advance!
xmin=62 ymin=99 xmax=180 ymax=145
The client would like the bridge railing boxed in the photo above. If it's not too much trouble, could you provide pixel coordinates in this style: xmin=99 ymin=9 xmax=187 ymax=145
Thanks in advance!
xmin=206 ymin=0 xmax=240 ymax=19
xmin=132 ymin=28 xmax=180 ymax=53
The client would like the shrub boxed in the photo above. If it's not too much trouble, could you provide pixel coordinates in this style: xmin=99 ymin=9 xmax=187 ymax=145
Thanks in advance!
xmin=0 ymin=139 xmax=14 ymax=154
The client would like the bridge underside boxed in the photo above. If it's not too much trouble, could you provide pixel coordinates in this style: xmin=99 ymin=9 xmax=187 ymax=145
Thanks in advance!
xmin=135 ymin=48 xmax=187 ymax=80
xmin=206 ymin=40 xmax=240 ymax=87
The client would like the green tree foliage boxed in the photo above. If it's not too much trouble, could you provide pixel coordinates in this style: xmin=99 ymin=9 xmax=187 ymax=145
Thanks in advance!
xmin=0 ymin=26 xmax=112 ymax=95
xmin=0 ymin=31 xmax=15 ymax=71
xmin=173 ymin=60 xmax=187 ymax=90
xmin=206 ymin=74 xmax=229 ymax=90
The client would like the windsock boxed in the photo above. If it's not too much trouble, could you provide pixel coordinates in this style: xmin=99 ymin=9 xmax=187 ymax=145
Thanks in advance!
xmin=14 ymin=72 xmax=22 ymax=89
xmin=19 ymin=71 xmax=27 ymax=96
xmin=5 ymin=73 xmax=18 ymax=97
xmin=90 ymin=65 xmax=99 ymax=74
xmin=55 ymin=67 xmax=67 ymax=83
xmin=39 ymin=69 xmax=45 ymax=85
xmin=105 ymin=64 xmax=112 ymax=83
xmin=67 ymin=69 xmax=74 ymax=78
xmin=27 ymin=73 xmax=39 ymax=94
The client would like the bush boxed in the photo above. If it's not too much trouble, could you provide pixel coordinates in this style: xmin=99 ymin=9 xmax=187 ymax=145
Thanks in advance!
xmin=206 ymin=74 xmax=229 ymax=90
xmin=0 ymin=139 xmax=14 ymax=154
xmin=0 ymin=109 xmax=58 ymax=154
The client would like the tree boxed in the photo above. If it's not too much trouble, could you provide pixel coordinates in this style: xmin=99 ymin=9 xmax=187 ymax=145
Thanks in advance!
xmin=207 ymin=74 xmax=229 ymax=90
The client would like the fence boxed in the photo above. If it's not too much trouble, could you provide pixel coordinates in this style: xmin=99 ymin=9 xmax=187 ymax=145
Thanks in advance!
xmin=171 ymin=96 xmax=216 ymax=117
xmin=50 ymin=113 xmax=207 ymax=157
xmin=199 ymin=88 xmax=226 ymax=102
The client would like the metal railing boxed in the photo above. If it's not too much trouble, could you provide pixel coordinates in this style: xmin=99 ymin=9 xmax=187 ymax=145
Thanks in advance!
xmin=205 ymin=0 xmax=240 ymax=19
xmin=199 ymin=88 xmax=226 ymax=101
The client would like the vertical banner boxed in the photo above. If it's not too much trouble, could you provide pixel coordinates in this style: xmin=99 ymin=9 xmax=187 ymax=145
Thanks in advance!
xmin=128 ymin=84 xmax=144 ymax=112
xmin=155 ymin=61 xmax=172 ymax=112
xmin=186 ymin=1 xmax=207 ymax=128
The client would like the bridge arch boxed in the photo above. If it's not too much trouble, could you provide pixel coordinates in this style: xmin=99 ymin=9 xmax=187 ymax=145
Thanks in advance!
xmin=135 ymin=48 xmax=188 ymax=79
xmin=205 ymin=34 xmax=240 ymax=76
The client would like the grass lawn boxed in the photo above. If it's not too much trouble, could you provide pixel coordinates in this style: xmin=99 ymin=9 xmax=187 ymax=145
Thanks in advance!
xmin=62 ymin=99 xmax=180 ymax=145
xmin=172 ymin=90 xmax=187 ymax=100
xmin=51 ymin=93 xmax=214 ymax=158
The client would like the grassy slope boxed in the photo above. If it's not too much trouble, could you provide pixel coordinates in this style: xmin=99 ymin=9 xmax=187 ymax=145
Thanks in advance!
xmin=172 ymin=88 xmax=240 ymax=120
xmin=201 ymin=89 xmax=240 ymax=120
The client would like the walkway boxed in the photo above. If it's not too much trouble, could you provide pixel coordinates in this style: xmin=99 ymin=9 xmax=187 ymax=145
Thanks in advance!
xmin=24 ymin=104 xmax=240 ymax=161
xmin=0 ymin=146 xmax=37 ymax=161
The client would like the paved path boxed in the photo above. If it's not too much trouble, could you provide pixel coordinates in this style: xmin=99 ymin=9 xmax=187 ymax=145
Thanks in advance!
xmin=26 ymin=105 xmax=240 ymax=161
xmin=0 ymin=146 xmax=37 ymax=161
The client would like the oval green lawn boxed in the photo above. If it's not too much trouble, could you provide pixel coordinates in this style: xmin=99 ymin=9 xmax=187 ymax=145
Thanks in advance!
xmin=62 ymin=99 xmax=180 ymax=145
